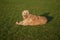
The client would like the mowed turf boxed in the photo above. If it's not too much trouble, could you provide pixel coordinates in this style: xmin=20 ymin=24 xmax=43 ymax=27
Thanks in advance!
xmin=0 ymin=0 xmax=60 ymax=40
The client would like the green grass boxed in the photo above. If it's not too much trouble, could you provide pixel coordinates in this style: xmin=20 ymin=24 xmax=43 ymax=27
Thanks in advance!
xmin=0 ymin=0 xmax=60 ymax=40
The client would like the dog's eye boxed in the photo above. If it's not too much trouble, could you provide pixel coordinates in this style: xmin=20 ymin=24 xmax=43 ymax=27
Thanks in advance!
xmin=22 ymin=13 xmax=26 ymax=15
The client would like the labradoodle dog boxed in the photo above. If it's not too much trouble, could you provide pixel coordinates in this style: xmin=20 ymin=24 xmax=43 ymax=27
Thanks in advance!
xmin=16 ymin=10 xmax=48 ymax=26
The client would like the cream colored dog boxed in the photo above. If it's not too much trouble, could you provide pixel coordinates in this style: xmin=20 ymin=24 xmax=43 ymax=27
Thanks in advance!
xmin=16 ymin=10 xmax=48 ymax=26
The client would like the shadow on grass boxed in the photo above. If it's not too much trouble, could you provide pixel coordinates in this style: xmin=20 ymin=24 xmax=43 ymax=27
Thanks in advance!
xmin=40 ymin=12 xmax=53 ymax=23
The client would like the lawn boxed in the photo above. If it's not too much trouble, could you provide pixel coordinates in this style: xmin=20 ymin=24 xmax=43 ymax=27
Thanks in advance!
xmin=0 ymin=0 xmax=60 ymax=40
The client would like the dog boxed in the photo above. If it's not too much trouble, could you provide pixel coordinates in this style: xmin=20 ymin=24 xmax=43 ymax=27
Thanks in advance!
xmin=16 ymin=10 xmax=48 ymax=26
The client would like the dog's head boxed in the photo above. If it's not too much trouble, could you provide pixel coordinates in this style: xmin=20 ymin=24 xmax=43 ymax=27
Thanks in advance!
xmin=22 ymin=10 xmax=30 ymax=19
xmin=22 ymin=10 xmax=29 ymax=16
